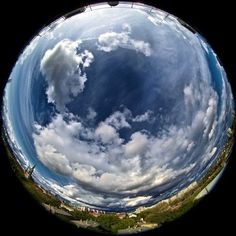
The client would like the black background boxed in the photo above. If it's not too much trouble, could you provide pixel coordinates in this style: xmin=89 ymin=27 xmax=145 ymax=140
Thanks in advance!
xmin=0 ymin=0 xmax=235 ymax=235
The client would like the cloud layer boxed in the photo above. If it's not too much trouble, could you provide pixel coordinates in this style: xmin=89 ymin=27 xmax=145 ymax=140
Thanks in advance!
xmin=97 ymin=24 xmax=152 ymax=56
xmin=40 ymin=39 xmax=94 ymax=111
xmin=33 ymin=109 xmax=198 ymax=195
xmin=33 ymin=73 xmax=219 ymax=201
xmin=32 ymin=12 xmax=231 ymax=209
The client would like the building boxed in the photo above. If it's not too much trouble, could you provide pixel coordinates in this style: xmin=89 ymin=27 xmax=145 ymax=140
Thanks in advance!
xmin=116 ymin=213 xmax=126 ymax=219
xmin=60 ymin=203 xmax=74 ymax=212
xmin=135 ymin=206 xmax=149 ymax=214
xmin=90 ymin=211 xmax=101 ymax=218
xmin=128 ymin=213 xmax=137 ymax=218
xmin=227 ymin=128 xmax=233 ymax=138
xmin=71 ymin=220 xmax=99 ymax=228
xmin=79 ymin=206 xmax=86 ymax=211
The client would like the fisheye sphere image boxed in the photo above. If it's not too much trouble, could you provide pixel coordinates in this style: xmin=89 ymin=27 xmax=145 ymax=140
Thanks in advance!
xmin=2 ymin=1 xmax=235 ymax=234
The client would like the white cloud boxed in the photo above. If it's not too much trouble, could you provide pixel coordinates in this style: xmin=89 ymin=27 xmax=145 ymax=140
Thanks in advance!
xmin=97 ymin=31 xmax=129 ymax=52
xmin=130 ymin=39 xmax=152 ymax=57
xmin=122 ymin=23 xmax=132 ymax=33
xmin=95 ymin=122 xmax=120 ymax=144
xmin=132 ymin=110 xmax=153 ymax=122
xmin=97 ymin=24 xmax=152 ymax=56
xmin=184 ymin=84 xmax=195 ymax=112
xmin=187 ymin=141 xmax=195 ymax=152
xmin=202 ymin=146 xmax=218 ymax=164
xmin=203 ymin=98 xmax=217 ymax=139
xmin=33 ymin=106 xmax=202 ymax=198
xmin=26 ymin=29 xmax=226 ymax=209
xmin=87 ymin=107 xmax=97 ymax=120
xmin=33 ymin=52 xmax=224 ymax=208
xmin=36 ymin=143 xmax=72 ymax=175
xmin=19 ymin=36 xmax=40 ymax=65
xmin=40 ymin=39 xmax=94 ymax=111
xmin=104 ymin=109 xmax=131 ymax=129
xmin=210 ymin=147 xmax=217 ymax=156
xmin=124 ymin=132 xmax=149 ymax=158
xmin=81 ymin=50 xmax=94 ymax=68
xmin=198 ymin=35 xmax=209 ymax=53
xmin=123 ymin=195 xmax=152 ymax=207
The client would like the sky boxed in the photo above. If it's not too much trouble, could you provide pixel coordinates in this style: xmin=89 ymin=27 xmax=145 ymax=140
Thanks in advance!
xmin=2 ymin=2 xmax=234 ymax=211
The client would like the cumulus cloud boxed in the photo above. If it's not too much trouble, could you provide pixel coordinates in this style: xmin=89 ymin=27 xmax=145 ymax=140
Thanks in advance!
xmin=123 ymin=195 xmax=152 ymax=207
xmin=86 ymin=107 xmax=97 ymax=120
xmin=132 ymin=110 xmax=153 ymax=122
xmin=95 ymin=122 xmax=120 ymax=144
xmin=183 ymin=84 xmax=195 ymax=112
xmin=36 ymin=144 xmax=72 ymax=175
xmin=33 ymin=67 xmax=221 ymax=207
xmin=124 ymin=132 xmax=149 ymax=158
xmin=32 ymin=22 xmax=225 ymax=210
xmin=104 ymin=109 xmax=131 ymax=129
xmin=28 ymin=7 xmax=232 ymax=210
xmin=130 ymin=40 xmax=152 ymax=56
xmin=33 ymin=98 xmax=213 ymax=200
xmin=97 ymin=24 xmax=152 ymax=56
xmin=35 ymin=172 xmax=155 ymax=210
xmin=40 ymin=39 xmax=94 ymax=111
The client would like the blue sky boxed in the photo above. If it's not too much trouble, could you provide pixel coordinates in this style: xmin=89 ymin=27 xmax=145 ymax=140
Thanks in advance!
xmin=3 ymin=2 xmax=234 ymax=211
